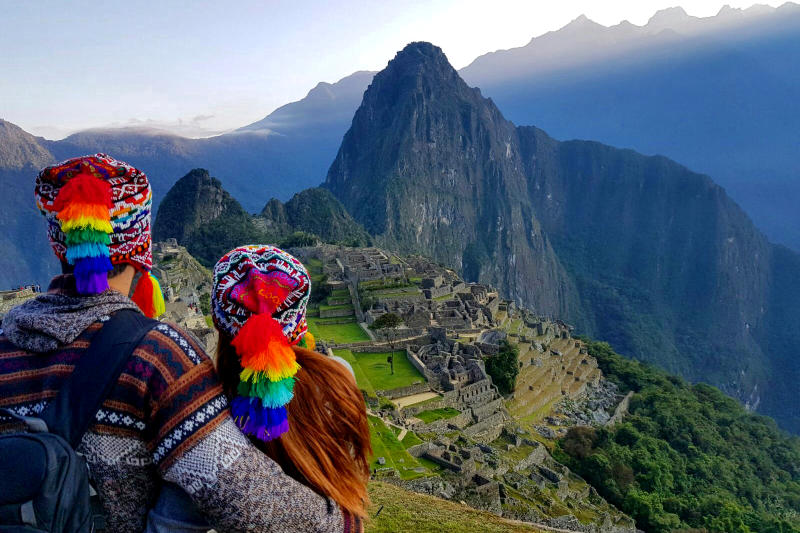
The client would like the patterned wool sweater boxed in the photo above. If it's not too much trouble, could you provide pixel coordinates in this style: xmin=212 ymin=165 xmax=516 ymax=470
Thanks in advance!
xmin=0 ymin=277 xmax=361 ymax=532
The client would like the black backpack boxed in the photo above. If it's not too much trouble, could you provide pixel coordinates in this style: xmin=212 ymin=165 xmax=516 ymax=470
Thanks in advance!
xmin=0 ymin=309 xmax=157 ymax=533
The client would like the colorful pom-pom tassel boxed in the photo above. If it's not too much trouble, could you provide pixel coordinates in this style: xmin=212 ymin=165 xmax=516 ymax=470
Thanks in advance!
xmin=231 ymin=397 xmax=289 ymax=442
xmin=231 ymin=312 xmax=299 ymax=441
xmin=131 ymin=270 xmax=166 ymax=318
xmin=53 ymin=172 xmax=113 ymax=295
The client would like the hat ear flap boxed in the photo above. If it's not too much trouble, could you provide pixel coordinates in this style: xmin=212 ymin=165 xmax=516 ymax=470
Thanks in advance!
xmin=53 ymin=173 xmax=113 ymax=294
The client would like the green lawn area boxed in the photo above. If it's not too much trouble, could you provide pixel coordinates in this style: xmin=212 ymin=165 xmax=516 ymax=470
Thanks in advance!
xmin=367 ymin=416 xmax=429 ymax=480
xmin=352 ymin=350 xmax=424 ymax=391
xmin=334 ymin=350 xmax=375 ymax=397
xmin=308 ymin=317 xmax=370 ymax=344
xmin=414 ymin=408 xmax=461 ymax=424
xmin=369 ymin=289 xmax=422 ymax=299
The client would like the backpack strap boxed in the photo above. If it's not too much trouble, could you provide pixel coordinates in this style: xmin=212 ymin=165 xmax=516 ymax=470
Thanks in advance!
xmin=40 ymin=308 xmax=158 ymax=447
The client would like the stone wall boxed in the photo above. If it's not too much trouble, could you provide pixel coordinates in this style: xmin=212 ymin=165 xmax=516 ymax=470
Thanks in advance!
xmin=377 ymin=381 xmax=430 ymax=400
xmin=319 ymin=306 xmax=355 ymax=318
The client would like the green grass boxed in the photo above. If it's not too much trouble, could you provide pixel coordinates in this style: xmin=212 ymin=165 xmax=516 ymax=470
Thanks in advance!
xmin=319 ymin=303 xmax=354 ymax=312
xmin=307 ymin=317 xmax=369 ymax=344
xmin=204 ymin=315 xmax=213 ymax=328
xmin=335 ymin=350 xmax=375 ymax=397
xmin=414 ymin=408 xmax=461 ymax=424
xmin=305 ymin=257 xmax=324 ymax=281
xmin=366 ymin=482 xmax=546 ymax=532
xmin=367 ymin=416 xmax=429 ymax=480
xmin=330 ymin=288 xmax=350 ymax=298
xmin=400 ymin=430 xmax=424 ymax=449
xmin=352 ymin=351 xmax=424 ymax=391
xmin=368 ymin=289 xmax=422 ymax=299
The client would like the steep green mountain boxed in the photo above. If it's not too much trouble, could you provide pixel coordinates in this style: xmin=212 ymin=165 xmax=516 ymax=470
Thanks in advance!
xmin=323 ymin=42 xmax=800 ymax=434
xmin=557 ymin=340 xmax=800 ymax=533
xmin=154 ymin=173 xmax=371 ymax=265
xmin=0 ymin=120 xmax=58 ymax=289
xmin=259 ymin=188 xmax=371 ymax=247
xmin=153 ymin=169 xmax=268 ymax=266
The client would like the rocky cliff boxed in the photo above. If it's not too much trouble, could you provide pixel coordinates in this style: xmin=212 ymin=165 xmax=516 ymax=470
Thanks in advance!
xmin=324 ymin=42 xmax=578 ymax=320
xmin=324 ymin=42 xmax=800 ymax=433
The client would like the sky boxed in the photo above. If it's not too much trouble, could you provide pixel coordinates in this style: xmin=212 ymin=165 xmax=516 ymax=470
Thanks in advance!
xmin=0 ymin=0 xmax=786 ymax=139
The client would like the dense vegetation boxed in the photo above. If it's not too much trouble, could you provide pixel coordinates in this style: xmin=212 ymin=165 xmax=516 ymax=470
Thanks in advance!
xmin=485 ymin=340 xmax=519 ymax=395
xmin=556 ymin=340 xmax=800 ymax=533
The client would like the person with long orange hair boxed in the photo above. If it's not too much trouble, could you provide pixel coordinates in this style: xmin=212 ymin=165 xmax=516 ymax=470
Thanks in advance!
xmin=146 ymin=245 xmax=370 ymax=532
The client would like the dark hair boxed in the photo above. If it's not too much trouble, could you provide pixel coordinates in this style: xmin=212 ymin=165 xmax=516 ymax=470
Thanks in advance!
xmin=216 ymin=332 xmax=371 ymax=517
xmin=61 ymin=262 xmax=130 ymax=278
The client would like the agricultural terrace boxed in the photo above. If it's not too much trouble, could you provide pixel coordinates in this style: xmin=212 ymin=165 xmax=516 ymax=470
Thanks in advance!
xmin=367 ymin=416 xmax=430 ymax=480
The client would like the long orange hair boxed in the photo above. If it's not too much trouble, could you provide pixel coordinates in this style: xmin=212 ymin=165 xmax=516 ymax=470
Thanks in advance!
xmin=217 ymin=333 xmax=371 ymax=517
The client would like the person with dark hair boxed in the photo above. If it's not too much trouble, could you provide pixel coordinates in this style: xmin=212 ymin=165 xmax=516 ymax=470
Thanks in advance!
xmin=147 ymin=244 xmax=371 ymax=532
xmin=0 ymin=155 xmax=356 ymax=532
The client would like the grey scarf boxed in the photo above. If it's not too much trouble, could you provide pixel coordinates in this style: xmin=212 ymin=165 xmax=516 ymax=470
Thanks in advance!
xmin=1 ymin=276 xmax=140 ymax=353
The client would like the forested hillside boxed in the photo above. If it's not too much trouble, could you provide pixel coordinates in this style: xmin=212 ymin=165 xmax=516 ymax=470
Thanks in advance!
xmin=557 ymin=341 xmax=800 ymax=532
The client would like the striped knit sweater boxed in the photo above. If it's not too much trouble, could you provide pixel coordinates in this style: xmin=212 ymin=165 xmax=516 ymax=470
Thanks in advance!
xmin=0 ymin=277 xmax=362 ymax=532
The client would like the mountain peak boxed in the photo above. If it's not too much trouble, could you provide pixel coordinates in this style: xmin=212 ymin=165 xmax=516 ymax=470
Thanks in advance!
xmin=647 ymin=6 xmax=690 ymax=27
xmin=0 ymin=119 xmax=54 ymax=170
xmin=387 ymin=42 xmax=453 ymax=76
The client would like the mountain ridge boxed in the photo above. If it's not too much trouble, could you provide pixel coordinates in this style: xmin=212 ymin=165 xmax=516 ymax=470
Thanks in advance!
xmin=323 ymin=41 xmax=800 ymax=433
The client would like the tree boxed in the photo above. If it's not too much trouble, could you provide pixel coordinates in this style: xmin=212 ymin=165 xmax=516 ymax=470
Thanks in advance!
xmin=485 ymin=339 xmax=520 ymax=395
xmin=370 ymin=313 xmax=404 ymax=375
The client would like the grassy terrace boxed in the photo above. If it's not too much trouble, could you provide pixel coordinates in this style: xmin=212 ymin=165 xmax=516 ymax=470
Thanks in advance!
xmin=414 ymin=407 xmax=460 ymax=424
xmin=347 ymin=350 xmax=424 ymax=391
xmin=367 ymin=416 xmax=429 ymax=480
xmin=330 ymin=288 xmax=350 ymax=298
xmin=366 ymin=481 xmax=546 ymax=533
xmin=308 ymin=317 xmax=370 ymax=344
xmin=319 ymin=302 xmax=354 ymax=312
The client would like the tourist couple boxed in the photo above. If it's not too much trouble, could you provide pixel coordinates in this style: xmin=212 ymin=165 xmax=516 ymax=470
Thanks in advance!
xmin=0 ymin=154 xmax=370 ymax=532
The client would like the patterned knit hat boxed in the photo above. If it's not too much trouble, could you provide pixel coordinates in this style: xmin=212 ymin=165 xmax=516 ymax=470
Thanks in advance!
xmin=212 ymin=245 xmax=315 ymax=442
xmin=34 ymin=153 xmax=165 ymax=317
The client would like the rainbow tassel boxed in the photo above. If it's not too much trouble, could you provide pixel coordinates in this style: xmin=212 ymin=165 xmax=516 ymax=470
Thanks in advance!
xmin=231 ymin=397 xmax=289 ymax=442
xmin=52 ymin=173 xmax=113 ymax=295
xmin=231 ymin=313 xmax=299 ymax=441
xmin=238 ymin=376 xmax=295 ymax=409
xmin=131 ymin=270 xmax=166 ymax=318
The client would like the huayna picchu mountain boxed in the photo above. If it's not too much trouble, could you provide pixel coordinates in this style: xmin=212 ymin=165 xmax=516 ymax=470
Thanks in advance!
xmin=324 ymin=42 xmax=800 ymax=434
xmin=325 ymin=42 xmax=579 ymax=321
xmin=153 ymin=169 xmax=370 ymax=266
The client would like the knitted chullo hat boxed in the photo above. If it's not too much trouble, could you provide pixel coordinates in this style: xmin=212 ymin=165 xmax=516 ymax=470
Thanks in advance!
xmin=212 ymin=245 xmax=315 ymax=442
xmin=34 ymin=153 xmax=165 ymax=317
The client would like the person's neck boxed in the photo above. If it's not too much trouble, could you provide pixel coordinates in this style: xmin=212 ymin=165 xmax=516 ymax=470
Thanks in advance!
xmin=108 ymin=265 xmax=135 ymax=297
